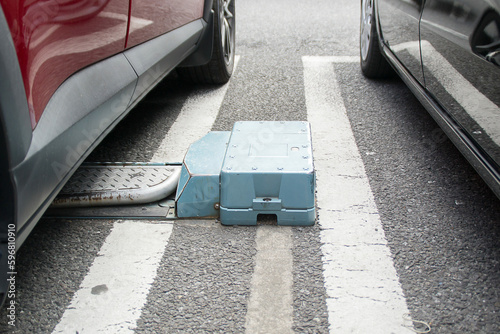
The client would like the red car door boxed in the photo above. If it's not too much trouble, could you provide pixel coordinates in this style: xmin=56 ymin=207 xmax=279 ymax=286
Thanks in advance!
xmin=126 ymin=0 xmax=204 ymax=48
xmin=0 ymin=0 xmax=130 ymax=129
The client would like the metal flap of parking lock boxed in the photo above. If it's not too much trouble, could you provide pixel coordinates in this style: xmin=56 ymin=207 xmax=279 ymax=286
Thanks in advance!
xmin=175 ymin=121 xmax=316 ymax=226
xmin=175 ymin=131 xmax=230 ymax=218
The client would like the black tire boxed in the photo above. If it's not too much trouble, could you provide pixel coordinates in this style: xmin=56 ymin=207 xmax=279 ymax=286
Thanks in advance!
xmin=178 ymin=0 xmax=236 ymax=84
xmin=360 ymin=0 xmax=393 ymax=78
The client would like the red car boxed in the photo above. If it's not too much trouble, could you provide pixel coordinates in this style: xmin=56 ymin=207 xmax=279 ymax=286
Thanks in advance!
xmin=0 ymin=0 xmax=235 ymax=302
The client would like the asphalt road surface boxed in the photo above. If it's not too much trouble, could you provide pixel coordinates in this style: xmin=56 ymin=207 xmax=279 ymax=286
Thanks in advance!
xmin=1 ymin=0 xmax=500 ymax=333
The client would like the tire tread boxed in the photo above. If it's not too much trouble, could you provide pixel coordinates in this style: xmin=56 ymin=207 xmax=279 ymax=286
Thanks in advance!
xmin=360 ymin=0 xmax=394 ymax=79
xmin=177 ymin=0 xmax=235 ymax=84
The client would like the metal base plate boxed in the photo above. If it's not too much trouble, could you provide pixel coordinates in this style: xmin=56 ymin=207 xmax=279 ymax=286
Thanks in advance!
xmin=220 ymin=121 xmax=316 ymax=226
xmin=45 ymin=199 xmax=176 ymax=220
xmin=51 ymin=162 xmax=181 ymax=208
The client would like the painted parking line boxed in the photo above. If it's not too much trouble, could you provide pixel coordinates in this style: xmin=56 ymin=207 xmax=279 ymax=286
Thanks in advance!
xmin=244 ymin=226 xmax=294 ymax=333
xmin=303 ymin=56 xmax=412 ymax=333
xmin=52 ymin=221 xmax=173 ymax=333
xmin=52 ymin=59 xmax=240 ymax=333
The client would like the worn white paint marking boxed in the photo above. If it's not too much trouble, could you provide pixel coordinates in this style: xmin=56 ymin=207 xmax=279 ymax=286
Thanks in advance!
xmin=245 ymin=226 xmax=294 ymax=334
xmin=52 ymin=221 xmax=173 ymax=333
xmin=310 ymin=56 xmax=359 ymax=63
xmin=153 ymin=56 xmax=240 ymax=162
xmin=303 ymin=56 xmax=412 ymax=333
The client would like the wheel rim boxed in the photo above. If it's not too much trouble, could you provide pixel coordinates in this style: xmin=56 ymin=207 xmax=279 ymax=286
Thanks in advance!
xmin=360 ymin=0 xmax=373 ymax=61
xmin=221 ymin=0 xmax=234 ymax=66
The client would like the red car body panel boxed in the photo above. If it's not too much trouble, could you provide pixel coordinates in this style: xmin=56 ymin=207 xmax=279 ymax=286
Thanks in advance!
xmin=127 ymin=0 xmax=203 ymax=48
xmin=0 ymin=0 xmax=204 ymax=129
xmin=0 ymin=0 xmax=129 ymax=128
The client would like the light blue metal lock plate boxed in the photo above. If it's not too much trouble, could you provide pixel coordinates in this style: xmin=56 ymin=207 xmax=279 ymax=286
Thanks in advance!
xmin=175 ymin=131 xmax=230 ymax=218
xmin=220 ymin=121 xmax=315 ymax=226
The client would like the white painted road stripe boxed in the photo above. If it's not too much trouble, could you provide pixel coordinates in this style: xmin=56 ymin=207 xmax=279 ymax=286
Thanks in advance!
xmin=53 ymin=59 xmax=240 ymax=333
xmin=303 ymin=56 xmax=412 ymax=333
xmin=52 ymin=221 xmax=173 ymax=333
xmin=245 ymin=226 xmax=293 ymax=334
xmin=153 ymin=56 xmax=240 ymax=163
